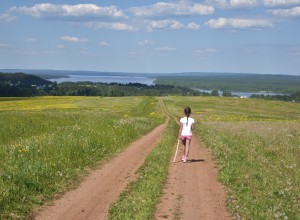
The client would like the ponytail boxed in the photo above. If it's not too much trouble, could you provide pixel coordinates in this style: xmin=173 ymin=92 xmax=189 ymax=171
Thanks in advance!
xmin=184 ymin=107 xmax=191 ymax=126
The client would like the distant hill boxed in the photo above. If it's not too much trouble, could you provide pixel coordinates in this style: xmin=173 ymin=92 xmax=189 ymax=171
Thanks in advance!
xmin=0 ymin=72 xmax=52 ymax=86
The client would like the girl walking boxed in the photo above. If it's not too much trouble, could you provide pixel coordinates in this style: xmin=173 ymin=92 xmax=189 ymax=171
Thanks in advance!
xmin=178 ymin=107 xmax=195 ymax=163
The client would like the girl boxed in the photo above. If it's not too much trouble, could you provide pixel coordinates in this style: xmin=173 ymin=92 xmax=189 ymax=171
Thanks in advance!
xmin=178 ymin=107 xmax=195 ymax=163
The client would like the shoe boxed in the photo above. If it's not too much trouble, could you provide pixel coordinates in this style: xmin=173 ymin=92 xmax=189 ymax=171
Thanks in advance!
xmin=183 ymin=156 xmax=187 ymax=163
xmin=182 ymin=156 xmax=185 ymax=161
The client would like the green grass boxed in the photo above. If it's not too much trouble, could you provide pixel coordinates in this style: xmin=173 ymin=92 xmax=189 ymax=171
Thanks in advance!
xmin=109 ymin=120 xmax=178 ymax=220
xmin=0 ymin=96 xmax=164 ymax=219
xmin=163 ymin=96 xmax=300 ymax=220
xmin=2 ymin=95 xmax=300 ymax=219
xmin=200 ymin=122 xmax=300 ymax=219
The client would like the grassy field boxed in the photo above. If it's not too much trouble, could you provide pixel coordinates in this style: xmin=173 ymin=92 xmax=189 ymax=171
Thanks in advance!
xmin=163 ymin=96 xmax=300 ymax=220
xmin=1 ymin=96 xmax=299 ymax=219
xmin=0 ymin=96 xmax=164 ymax=219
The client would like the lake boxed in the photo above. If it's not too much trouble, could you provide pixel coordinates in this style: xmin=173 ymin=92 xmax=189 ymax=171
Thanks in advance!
xmin=193 ymin=88 xmax=282 ymax=98
xmin=49 ymin=74 xmax=156 ymax=85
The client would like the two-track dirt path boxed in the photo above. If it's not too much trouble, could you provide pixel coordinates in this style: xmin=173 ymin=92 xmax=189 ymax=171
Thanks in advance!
xmin=34 ymin=98 xmax=231 ymax=220
xmin=34 ymin=121 xmax=168 ymax=220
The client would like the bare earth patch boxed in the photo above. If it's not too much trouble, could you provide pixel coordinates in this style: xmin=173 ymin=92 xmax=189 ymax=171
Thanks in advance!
xmin=155 ymin=135 xmax=231 ymax=220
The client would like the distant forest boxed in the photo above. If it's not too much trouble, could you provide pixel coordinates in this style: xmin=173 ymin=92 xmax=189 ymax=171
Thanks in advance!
xmin=155 ymin=74 xmax=300 ymax=94
xmin=1 ymin=72 xmax=299 ymax=102
xmin=0 ymin=73 xmax=203 ymax=97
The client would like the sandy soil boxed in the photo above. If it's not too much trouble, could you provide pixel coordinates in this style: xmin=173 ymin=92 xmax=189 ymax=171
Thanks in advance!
xmin=155 ymin=135 xmax=232 ymax=220
xmin=34 ymin=121 xmax=167 ymax=220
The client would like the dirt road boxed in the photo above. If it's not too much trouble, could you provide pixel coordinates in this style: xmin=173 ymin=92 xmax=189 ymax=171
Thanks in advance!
xmin=34 ymin=97 xmax=231 ymax=220
xmin=34 ymin=121 xmax=168 ymax=220
xmin=155 ymin=135 xmax=231 ymax=220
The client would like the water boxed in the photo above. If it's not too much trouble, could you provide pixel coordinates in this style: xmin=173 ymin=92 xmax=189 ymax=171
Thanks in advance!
xmin=232 ymin=91 xmax=282 ymax=98
xmin=49 ymin=74 xmax=156 ymax=85
xmin=193 ymin=88 xmax=282 ymax=98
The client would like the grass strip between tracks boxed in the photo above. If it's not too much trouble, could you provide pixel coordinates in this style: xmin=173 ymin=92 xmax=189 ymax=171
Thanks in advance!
xmin=109 ymin=120 xmax=178 ymax=220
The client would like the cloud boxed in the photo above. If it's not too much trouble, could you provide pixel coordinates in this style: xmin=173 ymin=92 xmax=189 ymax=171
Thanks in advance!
xmin=27 ymin=38 xmax=36 ymax=42
xmin=205 ymin=17 xmax=273 ymax=29
xmin=57 ymin=44 xmax=66 ymax=49
xmin=196 ymin=48 xmax=219 ymax=53
xmin=205 ymin=48 xmax=219 ymax=52
xmin=268 ymin=7 xmax=300 ymax=17
xmin=11 ymin=3 xmax=127 ymax=21
xmin=145 ymin=19 xmax=184 ymax=31
xmin=156 ymin=46 xmax=177 ymax=51
xmin=0 ymin=13 xmax=16 ymax=23
xmin=84 ymin=21 xmax=134 ymax=31
xmin=138 ymin=40 xmax=154 ymax=45
xmin=263 ymin=0 xmax=300 ymax=7
xmin=206 ymin=0 xmax=258 ymax=8
xmin=0 ymin=43 xmax=11 ymax=48
xmin=187 ymin=22 xmax=201 ymax=30
xmin=129 ymin=1 xmax=214 ymax=18
xmin=99 ymin=41 xmax=110 ymax=46
xmin=61 ymin=36 xmax=88 ymax=43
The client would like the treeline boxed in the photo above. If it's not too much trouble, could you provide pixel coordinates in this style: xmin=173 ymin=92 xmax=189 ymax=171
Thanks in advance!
xmin=49 ymin=82 xmax=204 ymax=96
xmin=155 ymin=74 xmax=300 ymax=94
xmin=251 ymin=92 xmax=300 ymax=102
xmin=0 ymin=81 xmax=205 ymax=97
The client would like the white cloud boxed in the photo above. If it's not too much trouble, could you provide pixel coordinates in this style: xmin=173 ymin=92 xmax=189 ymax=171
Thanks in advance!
xmin=57 ymin=44 xmax=66 ymax=49
xmin=196 ymin=48 xmax=219 ymax=53
xmin=264 ymin=0 xmax=300 ymax=7
xmin=129 ymin=1 xmax=214 ymax=18
xmin=84 ymin=22 xmax=134 ymax=31
xmin=129 ymin=51 xmax=144 ymax=56
xmin=0 ymin=13 xmax=16 ymax=23
xmin=146 ymin=19 xmax=184 ymax=31
xmin=11 ymin=3 xmax=127 ymax=21
xmin=0 ymin=43 xmax=11 ymax=48
xmin=206 ymin=0 xmax=258 ymax=8
xmin=27 ymin=38 xmax=36 ymax=42
xmin=187 ymin=22 xmax=201 ymax=30
xmin=156 ymin=46 xmax=177 ymax=51
xmin=61 ymin=36 xmax=88 ymax=43
xmin=205 ymin=17 xmax=273 ymax=29
xmin=206 ymin=48 xmax=219 ymax=52
xmin=138 ymin=40 xmax=154 ymax=45
xmin=268 ymin=7 xmax=300 ymax=17
xmin=99 ymin=41 xmax=110 ymax=46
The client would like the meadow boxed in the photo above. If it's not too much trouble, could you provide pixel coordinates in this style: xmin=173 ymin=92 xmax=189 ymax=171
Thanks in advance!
xmin=0 ymin=96 xmax=164 ymax=219
xmin=163 ymin=96 xmax=300 ymax=220
xmin=1 ymin=96 xmax=299 ymax=219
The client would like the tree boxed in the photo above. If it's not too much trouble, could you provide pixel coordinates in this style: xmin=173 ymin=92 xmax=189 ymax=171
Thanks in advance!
xmin=211 ymin=89 xmax=219 ymax=96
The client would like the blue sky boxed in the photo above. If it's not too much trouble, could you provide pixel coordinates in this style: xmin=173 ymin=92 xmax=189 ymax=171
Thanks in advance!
xmin=0 ymin=0 xmax=299 ymax=74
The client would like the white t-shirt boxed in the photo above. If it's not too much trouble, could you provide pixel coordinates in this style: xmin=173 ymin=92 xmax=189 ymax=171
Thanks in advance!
xmin=180 ymin=117 xmax=195 ymax=136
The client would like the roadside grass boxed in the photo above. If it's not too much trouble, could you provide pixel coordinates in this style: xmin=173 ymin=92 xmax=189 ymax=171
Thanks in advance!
xmin=163 ymin=96 xmax=300 ymax=219
xmin=0 ymin=96 xmax=164 ymax=219
xmin=109 ymin=119 xmax=178 ymax=220
xmin=199 ymin=122 xmax=300 ymax=219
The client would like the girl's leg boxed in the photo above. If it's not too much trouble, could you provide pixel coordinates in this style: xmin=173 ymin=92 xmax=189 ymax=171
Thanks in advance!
xmin=181 ymin=139 xmax=186 ymax=160
xmin=184 ymin=139 xmax=191 ymax=161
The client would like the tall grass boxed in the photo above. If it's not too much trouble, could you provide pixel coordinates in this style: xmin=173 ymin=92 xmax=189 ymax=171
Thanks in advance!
xmin=199 ymin=122 xmax=300 ymax=219
xmin=163 ymin=96 xmax=300 ymax=219
xmin=109 ymin=120 xmax=178 ymax=220
xmin=0 ymin=96 xmax=164 ymax=219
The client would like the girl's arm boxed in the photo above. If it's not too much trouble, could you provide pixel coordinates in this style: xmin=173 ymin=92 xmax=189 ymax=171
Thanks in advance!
xmin=178 ymin=123 xmax=183 ymax=139
xmin=191 ymin=123 xmax=195 ymax=130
